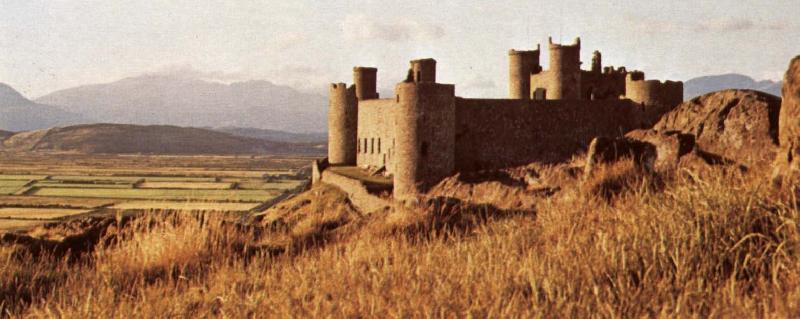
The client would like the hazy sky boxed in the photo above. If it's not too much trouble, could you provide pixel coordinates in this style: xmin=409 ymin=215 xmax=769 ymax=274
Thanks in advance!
xmin=1 ymin=0 xmax=798 ymax=98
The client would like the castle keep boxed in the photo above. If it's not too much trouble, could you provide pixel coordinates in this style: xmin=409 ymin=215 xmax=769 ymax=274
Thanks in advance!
xmin=326 ymin=37 xmax=684 ymax=201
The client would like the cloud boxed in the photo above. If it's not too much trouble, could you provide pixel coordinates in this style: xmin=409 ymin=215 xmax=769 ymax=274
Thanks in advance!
xmin=693 ymin=18 xmax=754 ymax=32
xmin=341 ymin=14 xmax=445 ymax=42
xmin=635 ymin=16 xmax=788 ymax=34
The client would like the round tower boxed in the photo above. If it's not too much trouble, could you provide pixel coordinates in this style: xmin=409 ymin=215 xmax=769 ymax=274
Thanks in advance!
xmin=353 ymin=67 xmax=378 ymax=100
xmin=393 ymin=80 xmax=456 ymax=202
xmin=548 ymin=37 xmax=582 ymax=99
xmin=328 ymin=83 xmax=357 ymax=165
xmin=410 ymin=59 xmax=437 ymax=83
xmin=508 ymin=47 xmax=541 ymax=99
xmin=591 ymin=50 xmax=602 ymax=73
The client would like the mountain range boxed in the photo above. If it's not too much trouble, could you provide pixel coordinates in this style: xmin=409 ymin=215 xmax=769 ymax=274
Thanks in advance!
xmin=34 ymin=74 xmax=327 ymax=133
xmin=683 ymin=74 xmax=781 ymax=100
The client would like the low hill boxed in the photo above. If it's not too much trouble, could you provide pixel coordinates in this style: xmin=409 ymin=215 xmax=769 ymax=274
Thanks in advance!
xmin=214 ymin=126 xmax=327 ymax=144
xmin=684 ymin=73 xmax=781 ymax=100
xmin=0 ymin=83 xmax=91 ymax=131
xmin=0 ymin=123 xmax=324 ymax=155
xmin=35 ymin=73 xmax=328 ymax=133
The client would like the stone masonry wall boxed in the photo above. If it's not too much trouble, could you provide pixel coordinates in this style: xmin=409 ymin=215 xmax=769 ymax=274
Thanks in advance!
xmin=356 ymin=98 xmax=396 ymax=174
xmin=454 ymin=98 xmax=640 ymax=171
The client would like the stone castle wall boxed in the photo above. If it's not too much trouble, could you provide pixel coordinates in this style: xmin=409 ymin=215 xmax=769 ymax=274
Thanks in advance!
xmin=356 ymin=98 xmax=396 ymax=174
xmin=454 ymin=98 xmax=640 ymax=171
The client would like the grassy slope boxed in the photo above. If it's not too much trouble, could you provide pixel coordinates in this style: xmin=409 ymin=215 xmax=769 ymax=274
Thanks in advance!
xmin=1 ymin=123 xmax=324 ymax=155
xmin=1 ymin=163 xmax=800 ymax=316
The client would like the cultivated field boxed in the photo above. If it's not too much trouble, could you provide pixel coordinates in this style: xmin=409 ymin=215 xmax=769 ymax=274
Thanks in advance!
xmin=0 ymin=153 xmax=312 ymax=230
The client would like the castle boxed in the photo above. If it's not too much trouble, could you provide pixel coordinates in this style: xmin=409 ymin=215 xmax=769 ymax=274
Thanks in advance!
xmin=326 ymin=37 xmax=684 ymax=201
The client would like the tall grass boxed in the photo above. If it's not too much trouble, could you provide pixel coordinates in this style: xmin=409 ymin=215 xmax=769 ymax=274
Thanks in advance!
xmin=0 ymin=164 xmax=799 ymax=317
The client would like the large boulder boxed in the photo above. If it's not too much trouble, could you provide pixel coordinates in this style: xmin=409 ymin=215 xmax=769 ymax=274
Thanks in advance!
xmin=773 ymin=56 xmax=800 ymax=183
xmin=653 ymin=89 xmax=781 ymax=166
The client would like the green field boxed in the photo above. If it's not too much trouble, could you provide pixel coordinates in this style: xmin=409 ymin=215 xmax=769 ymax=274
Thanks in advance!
xmin=0 ymin=153 xmax=312 ymax=231
xmin=0 ymin=208 xmax=89 ymax=219
xmin=111 ymin=201 xmax=259 ymax=211
xmin=33 ymin=181 xmax=134 ymax=189
xmin=31 ymin=187 xmax=281 ymax=202
xmin=0 ymin=175 xmax=48 ymax=181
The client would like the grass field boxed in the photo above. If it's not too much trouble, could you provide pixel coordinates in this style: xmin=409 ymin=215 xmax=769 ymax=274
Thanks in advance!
xmin=0 ymin=219 xmax=46 ymax=231
xmin=33 ymin=181 xmax=134 ymax=189
xmin=137 ymin=181 xmax=233 ymax=189
xmin=0 ymin=153 xmax=311 ymax=231
xmin=0 ymin=208 xmax=89 ymax=219
xmin=0 ymin=195 xmax=117 ymax=209
xmin=30 ymin=187 xmax=280 ymax=202
xmin=110 ymin=201 xmax=260 ymax=211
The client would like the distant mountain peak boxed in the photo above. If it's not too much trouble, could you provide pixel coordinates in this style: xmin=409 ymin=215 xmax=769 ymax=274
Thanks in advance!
xmin=684 ymin=73 xmax=782 ymax=100
xmin=0 ymin=82 xmax=34 ymax=106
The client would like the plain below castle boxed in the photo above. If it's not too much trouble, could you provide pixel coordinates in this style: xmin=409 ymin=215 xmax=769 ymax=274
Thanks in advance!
xmin=325 ymin=37 xmax=684 ymax=201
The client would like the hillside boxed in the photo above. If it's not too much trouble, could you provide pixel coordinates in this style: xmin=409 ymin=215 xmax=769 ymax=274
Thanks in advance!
xmin=0 ymin=130 xmax=12 ymax=141
xmin=35 ymin=74 xmax=328 ymax=133
xmin=0 ymin=123 xmax=324 ymax=155
xmin=0 ymin=83 xmax=91 ymax=131
xmin=214 ymin=126 xmax=327 ymax=144
xmin=684 ymin=73 xmax=781 ymax=100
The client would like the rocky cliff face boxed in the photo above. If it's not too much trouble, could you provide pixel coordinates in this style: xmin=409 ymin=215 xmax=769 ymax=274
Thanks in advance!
xmin=652 ymin=89 xmax=781 ymax=166
xmin=773 ymin=56 xmax=800 ymax=183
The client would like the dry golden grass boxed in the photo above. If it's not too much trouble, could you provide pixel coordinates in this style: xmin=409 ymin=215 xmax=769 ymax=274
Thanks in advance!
xmin=0 ymin=163 xmax=799 ymax=317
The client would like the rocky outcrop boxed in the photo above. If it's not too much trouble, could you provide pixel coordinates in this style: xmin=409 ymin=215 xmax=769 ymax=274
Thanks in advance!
xmin=653 ymin=89 xmax=781 ymax=166
xmin=773 ymin=56 xmax=800 ymax=184
xmin=584 ymin=128 xmax=746 ymax=177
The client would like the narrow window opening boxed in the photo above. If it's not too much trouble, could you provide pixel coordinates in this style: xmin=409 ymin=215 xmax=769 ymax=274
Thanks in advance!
xmin=378 ymin=138 xmax=381 ymax=153
xmin=370 ymin=138 xmax=374 ymax=154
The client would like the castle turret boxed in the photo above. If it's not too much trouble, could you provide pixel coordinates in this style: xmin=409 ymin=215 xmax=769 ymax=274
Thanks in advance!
xmin=353 ymin=67 xmax=378 ymax=100
xmin=591 ymin=51 xmax=602 ymax=73
xmin=410 ymin=58 xmax=437 ymax=83
xmin=328 ymin=83 xmax=358 ymax=165
xmin=625 ymin=71 xmax=684 ymax=126
xmin=394 ymin=59 xmax=456 ymax=201
xmin=547 ymin=37 xmax=582 ymax=99
xmin=624 ymin=71 xmax=683 ymax=108
xmin=508 ymin=46 xmax=542 ymax=99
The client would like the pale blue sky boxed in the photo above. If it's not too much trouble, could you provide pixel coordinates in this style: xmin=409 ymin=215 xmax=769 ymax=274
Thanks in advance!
xmin=1 ymin=0 xmax=798 ymax=98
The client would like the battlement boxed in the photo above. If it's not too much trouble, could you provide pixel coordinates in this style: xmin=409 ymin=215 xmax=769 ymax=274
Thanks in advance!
xmin=548 ymin=36 xmax=581 ymax=49
xmin=603 ymin=66 xmax=628 ymax=75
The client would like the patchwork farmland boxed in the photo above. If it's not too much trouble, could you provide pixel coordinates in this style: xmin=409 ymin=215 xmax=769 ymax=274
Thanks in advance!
xmin=0 ymin=153 xmax=312 ymax=231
